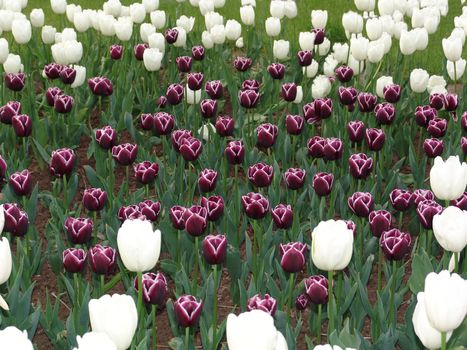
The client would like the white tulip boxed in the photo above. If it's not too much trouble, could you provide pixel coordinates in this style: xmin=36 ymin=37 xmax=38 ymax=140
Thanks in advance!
xmin=66 ymin=4 xmax=81 ymax=23
xmin=30 ymin=9 xmax=44 ymax=28
xmin=210 ymin=24 xmax=226 ymax=44
xmin=442 ymin=37 xmax=463 ymax=62
xmin=348 ymin=54 xmax=363 ymax=75
xmin=140 ymin=23 xmax=155 ymax=43
xmin=414 ymin=28 xmax=428 ymax=51
xmin=173 ymin=27 xmax=187 ymax=47
xmin=294 ymin=86 xmax=303 ymax=104
xmin=430 ymin=156 xmax=467 ymax=201
xmin=61 ymin=27 xmax=77 ymax=41
xmin=270 ymin=0 xmax=285 ymax=19
xmin=424 ymin=270 xmax=467 ymax=333
xmin=0 ymin=39 xmax=9 ymax=64
xmin=143 ymin=48 xmax=164 ymax=71
xmin=202 ymin=30 xmax=214 ymax=49
xmin=226 ymin=310 xmax=288 ymax=350
xmin=311 ymin=10 xmax=328 ymax=29
xmin=89 ymin=294 xmax=137 ymax=350
xmin=380 ymin=15 xmax=395 ymax=35
xmin=0 ymin=205 xmax=4 ymax=234
xmin=240 ymin=5 xmax=255 ymax=26
xmin=311 ymin=219 xmax=353 ymax=271
xmin=99 ymin=14 xmax=116 ymax=37
xmin=367 ymin=40 xmax=385 ymax=63
xmin=71 ymin=65 xmax=86 ymax=88
xmin=450 ymin=28 xmax=466 ymax=46
xmin=393 ymin=21 xmax=408 ymax=39
xmin=148 ymin=32 xmax=165 ymax=52
xmin=198 ymin=123 xmax=215 ymax=141
xmin=410 ymin=69 xmax=429 ymax=93
xmin=120 ymin=6 xmax=130 ymax=17
xmin=73 ymin=332 xmax=117 ymax=350
xmin=411 ymin=8 xmax=425 ymax=28
xmin=0 ymin=237 xmax=12 ymax=285
xmin=214 ymin=0 xmax=225 ymax=8
xmin=225 ymin=19 xmax=241 ymax=41
xmin=424 ymin=15 xmax=440 ymax=34
xmin=376 ymin=76 xmax=394 ymax=98
xmin=342 ymin=11 xmax=363 ymax=34
xmin=143 ymin=0 xmax=159 ymax=13
xmin=429 ymin=85 xmax=447 ymax=95
xmin=190 ymin=0 xmax=201 ymax=6
xmin=332 ymin=42 xmax=349 ymax=63
xmin=318 ymin=38 xmax=331 ymax=55
xmin=114 ymin=17 xmax=132 ymax=41
xmin=400 ymin=30 xmax=416 ymax=55
xmin=427 ymin=75 xmax=447 ymax=94
xmin=311 ymin=75 xmax=332 ymax=99
xmin=41 ymin=25 xmax=56 ymax=44
xmin=3 ymin=54 xmax=22 ymax=73
xmin=273 ymin=39 xmax=289 ymax=60
xmin=74 ymin=12 xmax=90 ymax=32
xmin=284 ymin=1 xmax=297 ymax=19
xmin=103 ymin=0 xmax=122 ymax=17
xmin=447 ymin=59 xmax=466 ymax=81
xmin=176 ymin=15 xmax=195 ymax=33
xmin=378 ymin=0 xmax=395 ymax=15
xmin=299 ymin=31 xmax=315 ymax=51
xmin=432 ymin=206 xmax=467 ymax=253
xmin=150 ymin=10 xmax=166 ymax=29
xmin=50 ymin=0 xmax=66 ymax=14
xmin=366 ymin=18 xmax=382 ymax=40
xmin=199 ymin=0 xmax=214 ymax=15
xmin=265 ymin=17 xmax=280 ymax=37
xmin=0 ymin=10 xmax=14 ymax=32
xmin=303 ymin=60 xmax=319 ymax=78
xmin=130 ymin=4 xmax=146 ymax=24
xmin=205 ymin=11 xmax=223 ymax=31
xmin=4 ymin=0 xmax=22 ymax=12
xmin=354 ymin=0 xmax=375 ymax=11
xmin=235 ymin=37 xmax=244 ymax=48
xmin=12 ymin=19 xmax=31 ymax=44
xmin=350 ymin=37 xmax=368 ymax=61
xmin=0 ymin=327 xmax=33 ymax=350
xmin=323 ymin=55 xmax=338 ymax=77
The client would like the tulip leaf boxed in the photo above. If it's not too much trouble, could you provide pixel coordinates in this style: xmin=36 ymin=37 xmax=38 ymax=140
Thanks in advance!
xmin=32 ymin=137 xmax=50 ymax=163
xmin=408 ymin=251 xmax=433 ymax=294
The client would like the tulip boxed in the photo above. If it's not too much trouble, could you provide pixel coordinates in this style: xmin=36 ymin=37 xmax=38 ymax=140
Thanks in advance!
xmin=283 ymin=168 xmax=306 ymax=190
xmin=323 ymin=138 xmax=343 ymax=161
xmin=134 ymin=161 xmax=159 ymax=185
xmin=200 ymin=196 xmax=224 ymax=222
xmin=215 ymin=115 xmax=234 ymax=137
xmin=0 ymin=157 xmax=6 ymax=180
xmin=410 ymin=69 xmax=429 ymax=93
xmin=312 ymin=172 xmax=334 ymax=197
xmin=50 ymin=148 xmax=76 ymax=178
xmin=443 ymin=93 xmax=458 ymax=113
xmin=357 ymin=92 xmax=377 ymax=113
xmin=0 ymin=327 xmax=33 ymax=349
xmin=369 ymin=210 xmax=392 ymax=237
xmin=423 ymin=138 xmax=444 ymax=158
xmin=234 ymin=56 xmax=252 ymax=72
xmin=3 ymin=203 xmax=29 ymax=237
xmin=297 ymin=51 xmax=313 ymax=67
xmin=271 ymin=204 xmax=293 ymax=229
xmin=59 ymin=66 xmax=76 ymax=85
xmin=279 ymin=242 xmax=306 ymax=273
xmin=112 ymin=143 xmax=138 ymax=166
xmin=256 ymin=123 xmax=277 ymax=148
xmin=280 ymin=83 xmax=297 ymax=102
xmin=304 ymin=275 xmax=328 ymax=304
xmin=12 ymin=19 xmax=32 ymax=44
xmin=166 ymin=83 xmax=184 ymax=105
xmin=295 ymin=294 xmax=310 ymax=310
xmin=365 ymin=128 xmax=385 ymax=151
xmin=202 ymin=234 xmax=227 ymax=264
xmin=152 ymin=112 xmax=173 ymax=136
xmin=143 ymin=48 xmax=163 ymax=71
xmin=133 ymin=43 xmax=148 ymax=61
xmin=200 ymin=99 xmax=217 ymax=118
xmin=54 ymin=94 xmax=74 ymax=114
xmin=225 ymin=140 xmax=245 ymax=165
xmin=187 ymin=73 xmax=204 ymax=91
xmin=442 ymin=37 xmax=462 ymax=62
xmin=285 ymin=115 xmax=304 ymax=135
xmin=45 ymin=87 xmax=63 ymax=107
xmin=241 ymin=192 xmax=269 ymax=220
xmin=174 ymin=295 xmax=203 ymax=328
xmin=0 ymin=101 xmax=21 ymax=124
xmin=383 ymin=84 xmax=401 ymax=103
xmin=390 ymin=189 xmax=413 ymax=212
xmin=139 ymin=201 xmax=161 ymax=222
xmin=88 ymin=77 xmax=113 ymax=96
xmin=3 ymin=54 xmax=22 ymax=74
xmin=247 ymin=293 xmax=277 ymax=316
xmin=429 ymin=93 xmax=445 ymax=110
xmin=198 ymin=169 xmax=218 ymax=193
xmin=9 ymin=170 xmax=31 ymax=196
xmin=447 ymin=59 xmax=466 ymax=81
xmin=133 ymin=272 xmax=168 ymax=306
xmin=335 ymin=66 xmax=353 ymax=83
xmin=430 ymin=156 xmax=467 ymax=201
xmin=89 ymin=294 xmax=137 ymax=350
xmin=205 ymin=80 xmax=223 ymax=99
xmin=11 ymin=114 xmax=32 ymax=138
xmin=248 ymin=163 xmax=273 ymax=188
xmin=416 ymin=200 xmax=443 ymax=230
xmin=311 ymin=75 xmax=332 ymax=99
xmin=4 ymin=73 xmax=25 ymax=92
xmin=242 ymin=79 xmax=260 ymax=91
xmin=265 ymin=17 xmax=281 ymax=37
xmin=191 ymin=45 xmax=205 ymax=60
xmin=43 ymin=63 xmax=63 ymax=80
xmin=311 ymin=10 xmax=328 ymax=29
xmin=240 ymin=5 xmax=255 ymax=25
xmin=273 ymin=40 xmax=289 ymax=60
xmin=64 ymin=217 xmax=93 ymax=244
xmin=63 ymin=248 xmax=87 ymax=273
xmin=169 ymin=206 xmax=186 ymax=230
xmin=82 ymin=188 xmax=107 ymax=211
xmin=171 ymin=130 xmax=193 ymax=152
xmin=348 ymin=153 xmax=373 ymax=179
xmin=0 ymin=237 xmax=12 ymax=285
xmin=342 ymin=11 xmax=363 ymax=33
xmin=118 ymin=205 xmax=144 ymax=222
xmin=415 ymin=105 xmax=437 ymax=127
xmin=225 ymin=20 xmax=241 ymax=41
xmin=432 ymin=206 xmax=467 ymax=254
xmin=346 ymin=120 xmax=365 ymax=144
xmin=348 ymin=192 xmax=374 ymax=217
xmin=73 ymin=332 xmax=117 ymax=350
xmin=183 ymin=205 xmax=207 ymax=236
xmin=179 ymin=137 xmax=202 ymax=161
xmin=307 ymin=136 xmax=326 ymax=158
xmin=380 ymin=229 xmax=411 ymax=260
xmin=95 ymin=126 xmax=117 ymax=150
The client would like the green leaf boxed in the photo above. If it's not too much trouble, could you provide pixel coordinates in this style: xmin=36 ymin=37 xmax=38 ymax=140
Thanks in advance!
xmin=408 ymin=251 xmax=433 ymax=294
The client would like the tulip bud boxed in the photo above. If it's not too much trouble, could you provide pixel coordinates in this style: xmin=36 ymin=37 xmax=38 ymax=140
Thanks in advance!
xmin=271 ymin=204 xmax=293 ymax=229
xmin=358 ymin=92 xmax=377 ymax=113
xmin=256 ymin=123 xmax=278 ymax=148
xmin=50 ymin=148 xmax=76 ymax=178
xmin=187 ymin=72 xmax=204 ymax=91
xmin=43 ymin=63 xmax=64 ymax=79
xmin=283 ymin=168 xmax=306 ymax=190
xmin=174 ymin=295 xmax=203 ymax=327
xmin=63 ymin=248 xmax=87 ymax=273
xmin=365 ymin=128 xmax=385 ymax=151
xmin=0 ymin=101 xmax=21 ymax=124
xmin=312 ymin=172 xmax=333 ymax=196
xmin=205 ymin=80 xmax=223 ymax=99
xmin=164 ymin=28 xmax=179 ymax=44
xmin=295 ymin=294 xmax=310 ymax=310
xmin=133 ymin=272 xmax=168 ymax=306
xmin=348 ymin=153 xmax=373 ymax=179
xmin=166 ymin=83 xmax=184 ymax=105
xmin=248 ymin=163 xmax=273 ymax=188
xmin=374 ymin=102 xmax=396 ymax=125
xmin=335 ymin=65 xmax=353 ymax=83
xmin=414 ymin=105 xmax=437 ymax=127
xmin=0 ymin=156 xmax=7 ymax=180
xmin=138 ymin=200 xmax=161 ymax=222
xmin=461 ymin=137 xmax=467 ymax=155
xmin=369 ymin=210 xmax=392 ymax=237
xmin=110 ymin=44 xmax=123 ymax=60
xmin=390 ymin=188 xmax=413 ymax=211
xmin=11 ymin=114 xmax=32 ymax=138
xmin=64 ymin=217 xmax=93 ymax=244
xmin=82 ymin=188 xmax=107 ymax=211
xmin=241 ymin=192 xmax=269 ymax=220
xmin=233 ymin=56 xmax=252 ymax=71
xmin=3 ymin=203 xmax=29 ymax=237
xmin=346 ymin=120 xmax=365 ymax=143
xmin=380 ymin=228 xmax=411 ymax=260
xmin=423 ymin=138 xmax=444 ymax=158
xmin=200 ymin=99 xmax=217 ymax=119
xmin=118 ymin=205 xmax=144 ymax=222
xmin=4 ymin=73 xmax=25 ymax=92
xmin=215 ymin=115 xmax=234 ymax=137
xmin=200 ymin=196 xmax=224 ymax=222
xmin=225 ymin=140 xmax=245 ymax=165
xmin=88 ymin=76 xmax=113 ymax=96
xmin=238 ymin=89 xmax=260 ymax=109
xmin=285 ymin=114 xmax=304 ymax=135
xmin=112 ymin=143 xmax=138 ymax=166
xmin=183 ymin=205 xmax=207 ymax=236
xmin=247 ymin=293 xmax=277 ymax=316
xmin=95 ymin=125 xmax=117 ymax=150
xmin=191 ymin=45 xmax=205 ymax=60
xmin=267 ymin=62 xmax=285 ymax=79
xmin=430 ymin=156 xmax=467 ymax=201
xmin=9 ymin=170 xmax=32 ymax=196
xmin=348 ymin=192 xmax=374 ymax=217
xmin=451 ymin=192 xmax=467 ymax=211
xmin=45 ymin=87 xmax=63 ymax=107
xmin=134 ymin=161 xmax=159 ymax=185
xmin=383 ymin=84 xmax=401 ymax=103
xmin=202 ymin=234 xmax=227 ymax=265
xmin=304 ymin=275 xmax=329 ymax=304
xmin=279 ymin=242 xmax=306 ymax=272
xmin=169 ymin=205 xmax=186 ymax=230
xmin=417 ymin=200 xmax=443 ymax=230
xmin=461 ymin=112 xmax=467 ymax=132
xmin=198 ymin=169 xmax=218 ymax=193
xmin=427 ymin=118 xmax=447 ymax=138
xmin=176 ymin=56 xmax=192 ymax=73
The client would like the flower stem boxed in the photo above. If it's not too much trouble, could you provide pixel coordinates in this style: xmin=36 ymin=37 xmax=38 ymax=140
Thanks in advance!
xmin=287 ymin=273 xmax=295 ymax=321
xmin=185 ymin=327 xmax=190 ymax=350
xmin=193 ymin=237 xmax=199 ymax=295
xmin=317 ymin=303 xmax=322 ymax=343
xmin=389 ymin=260 xmax=397 ymax=329
xmin=137 ymin=271 xmax=143 ymax=341
xmin=152 ymin=305 xmax=157 ymax=350
xmin=327 ymin=270 xmax=334 ymax=334
xmin=454 ymin=252 xmax=459 ymax=273
xmin=212 ymin=265 xmax=218 ymax=350
xmin=441 ymin=331 xmax=447 ymax=350
xmin=377 ymin=246 xmax=382 ymax=292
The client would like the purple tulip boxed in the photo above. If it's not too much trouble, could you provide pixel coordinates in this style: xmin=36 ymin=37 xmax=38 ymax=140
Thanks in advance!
xmin=429 ymin=93 xmax=444 ymax=110
xmin=241 ymin=79 xmax=260 ymax=91
xmin=239 ymin=89 xmax=260 ymax=108
xmin=295 ymin=294 xmax=310 ymax=310
xmin=271 ymin=204 xmax=293 ymax=229
xmin=140 ymin=113 xmax=155 ymax=131
xmin=358 ymin=92 xmax=377 ymax=113
xmin=314 ymin=98 xmax=333 ymax=119
xmin=312 ymin=28 xmax=325 ymax=44
xmin=312 ymin=172 xmax=333 ymax=196
xmin=443 ymin=93 xmax=458 ymax=112
xmin=45 ymin=87 xmax=63 ymax=107
xmin=89 ymin=244 xmax=117 ymax=275
xmin=179 ymin=137 xmax=203 ymax=161
xmin=451 ymin=192 xmax=467 ymax=210
xmin=183 ymin=205 xmax=207 ymax=236
xmin=118 ymin=205 xmax=144 ymax=222
xmin=336 ymin=66 xmax=353 ymax=83
xmin=234 ymin=56 xmax=252 ymax=71
xmin=200 ymin=99 xmax=217 ymax=119
xmin=88 ymin=76 xmax=113 ymax=96
xmin=95 ymin=125 xmax=117 ymax=150
xmin=346 ymin=220 xmax=357 ymax=236
xmin=256 ymin=123 xmax=278 ymax=148
xmin=176 ymin=56 xmax=192 ymax=73
xmin=417 ymin=200 xmax=443 ymax=229
xmin=347 ymin=120 xmax=365 ymax=143
xmin=461 ymin=112 xmax=467 ymax=131
xmin=202 ymin=234 xmax=227 ymax=265
xmin=241 ymin=192 xmax=269 ymax=220
xmin=323 ymin=138 xmax=343 ymax=161
xmin=133 ymin=43 xmax=149 ymax=60
xmin=423 ymin=138 xmax=444 ymax=158
xmin=0 ymin=101 xmax=21 ymax=124
xmin=215 ymin=115 xmax=234 ymax=137
xmin=166 ymin=83 xmax=184 ymax=105
xmin=374 ymin=102 xmax=396 ymax=124
xmin=369 ymin=210 xmax=392 ymax=237
xmin=9 ymin=170 xmax=32 ymax=196
xmin=170 ymin=205 xmax=186 ymax=230
xmin=112 ymin=143 xmax=138 ymax=165
xmin=383 ymin=84 xmax=401 ymax=103
xmin=414 ymin=105 xmax=437 ymax=127
xmin=297 ymin=50 xmax=313 ymax=66
xmin=63 ymin=248 xmax=87 ymax=273
xmin=198 ymin=168 xmax=218 ymax=193
xmin=54 ymin=94 xmax=74 ymax=113
xmin=338 ymin=86 xmax=358 ymax=106
xmin=64 ymin=217 xmax=93 ymax=244
xmin=380 ymin=228 xmax=411 ymax=261
xmin=283 ymin=168 xmax=306 ymax=190
xmin=280 ymin=242 xmax=307 ymax=272
xmin=157 ymin=95 xmax=168 ymax=108
xmin=348 ymin=153 xmax=373 ymax=179
xmin=192 ymin=45 xmax=205 ymax=60
xmin=49 ymin=148 xmax=76 ymax=178
xmin=304 ymin=275 xmax=329 ymax=304
xmin=412 ymin=189 xmax=434 ymax=206
xmin=153 ymin=112 xmax=175 ymax=136
xmin=365 ymin=128 xmax=385 ymax=151
xmin=187 ymin=72 xmax=204 ymax=90
xmin=348 ymin=192 xmax=374 ymax=217
xmin=225 ymin=140 xmax=245 ymax=165
xmin=12 ymin=114 xmax=32 ymax=137
xmin=134 ymin=161 xmax=159 ymax=184
xmin=134 ymin=272 xmax=168 ymax=306
xmin=82 ymin=188 xmax=107 ymax=211
xmin=174 ymin=295 xmax=203 ymax=327
xmin=200 ymin=196 xmax=224 ymax=222
xmin=4 ymin=73 xmax=25 ymax=91
xmin=281 ymin=83 xmax=297 ymax=102
xmin=110 ymin=44 xmax=123 ymax=59
xmin=139 ymin=200 xmax=161 ymax=222
xmin=59 ymin=66 xmax=76 ymax=85
xmin=205 ymin=80 xmax=224 ymax=99
xmin=0 ymin=155 xmax=7 ymax=179
xmin=248 ymin=162 xmax=273 ymax=188
xmin=427 ymin=118 xmax=447 ymax=138
xmin=43 ymin=63 xmax=64 ymax=79
xmin=268 ymin=62 xmax=286 ymax=79
xmin=303 ymin=102 xmax=318 ymax=124
xmin=3 ymin=203 xmax=29 ymax=237
xmin=462 ymin=137 xmax=467 ymax=155
xmin=285 ymin=114 xmax=304 ymax=135
xmin=164 ymin=28 xmax=179 ymax=44
xmin=247 ymin=294 xmax=278 ymax=316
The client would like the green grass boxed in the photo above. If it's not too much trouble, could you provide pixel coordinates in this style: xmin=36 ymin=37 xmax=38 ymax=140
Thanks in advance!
xmin=24 ymin=0 xmax=466 ymax=73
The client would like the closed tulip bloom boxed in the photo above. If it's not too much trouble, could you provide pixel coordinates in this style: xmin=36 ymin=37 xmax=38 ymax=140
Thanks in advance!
xmin=240 ymin=5 xmax=255 ymax=26
xmin=234 ymin=56 xmax=252 ymax=72
xmin=59 ymin=66 xmax=76 ymax=85
xmin=64 ymin=217 xmax=93 ymax=244
xmin=248 ymin=163 xmax=273 ymax=188
xmin=153 ymin=112 xmax=174 ymax=136
xmin=63 ymin=248 xmax=87 ymax=273
xmin=9 ymin=170 xmax=32 ymax=196
xmin=358 ymin=92 xmax=377 ymax=113
xmin=12 ymin=19 xmax=32 ymax=44
xmin=134 ymin=272 xmax=168 ymax=306
xmin=338 ymin=87 xmax=358 ymax=108
xmin=280 ymin=242 xmax=306 ymax=272
xmin=304 ymin=275 xmax=328 ymax=304
xmin=429 ymin=93 xmax=444 ymax=110
xmin=423 ymin=138 xmax=444 ymax=158
xmin=225 ymin=140 xmax=245 ymax=165
xmin=414 ymin=105 xmax=437 ymax=127
xmin=0 ymin=156 xmax=6 ymax=179
xmin=383 ymin=84 xmax=401 ymax=103
xmin=369 ymin=210 xmax=392 ymax=237
xmin=187 ymin=72 xmax=204 ymax=91
xmin=323 ymin=138 xmax=343 ymax=161
xmin=247 ymin=293 xmax=278 ymax=316
xmin=198 ymin=169 xmax=218 ymax=193
xmin=283 ymin=168 xmax=306 ymax=190
xmin=410 ymin=69 xmax=429 ymax=93
xmin=190 ymin=46 xmax=205 ymax=61
xmin=312 ymin=28 xmax=326 ymax=45
xmin=43 ymin=63 xmax=63 ymax=80
xmin=427 ymin=118 xmax=447 ymax=138
xmin=82 ymin=188 xmax=107 ymax=211
xmin=45 ymin=87 xmax=63 ymax=107
xmin=312 ymin=219 xmax=354 ymax=271
xmin=183 ymin=205 xmax=207 ymax=236
xmin=312 ymin=172 xmax=333 ymax=197
xmin=443 ymin=93 xmax=458 ymax=113
xmin=285 ymin=114 xmax=304 ymax=136
xmin=112 ymin=143 xmax=138 ymax=166
xmin=365 ymin=128 xmax=385 ymax=151
xmin=335 ymin=66 xmax=353 ymax=83
xmin=342 ymin=11 xmax=363 ymax=34
xmin=202 ymin=234 xmax=227 ymax=264
xmin=0 ymin=327 xmax=33 ymax=349
xmin=348 ymin=192 xmax=374 ymax=217
xmin=374 ymin=103 xmax=396 ymax=125
xmin=175 ymin=56 xmax=192 ymax=73
xmin=134 ymin=161 xmax=159 ymax=185
xmin=179 ymin=137 xmax=202 ymax=161
xmin=442 ymin=37 xmax=462 ymax=62
xmin=0 ymin=237 xmax=12 ymax=285
xmin=412 ymin=189 xmax=435 ymax=206
xmin=200 ymin=196 xmax=224 ymax=222
xmin=133 ymin=43 xmax=148 ymax=60
xmin=430 ymin=156 xmax=467 ymax=201
xmin=215 ymin=115 xmax=234 ymax=137
xmin=200 ymin=99 xmax=217 ymax=118
xmin=256 ymin=123 xmax=278 ymax=148
xmin=174 ymin=296 xmax=204 ymax=331
xmin=432 ymin=206 xmax=467 ymax=253
xmin=348 ymin=153 xmax=373 ymax=179
xmin=166 ymin=83 xmax=184 ymax=105
xmin=110 ymin=44 xmax=123 ymax=60
xmin=169 ymin=206 xmax=186 ymax=230
xmin=3 ymin=203 xmax=29 ymax=237
xmin=303 ymin=103 xmax=319 ymax=124
xmin=89 ymin=294 xmax=137 ymax=350
xmin=138 ymin=201 xmax=161 ymax=222
xmin=347 ymin=120 xmax=365 ymax=143
xmin=380 ymin=228 xmax=411 ymax=260
xmin=205 ymin=80 xmax=223 ymax=99
xmin=265 ymin=16 xmax=281 ymax=37
xmin=417 ymin=200 xmax=443 ymax=230
xmin=4 ymin=73 xmax=25 ymax=92
xmin=241 ymin=192 xmax=269 ymax=220
xmin=238 ymin=89 xmax=259 ymax=109
xmin=73 ymin=332 xmax=117 ymax=350
xmin=271 ymin=204 xmax=293 ymax=229
xmin=143 ymin=48 xmax=163 ymax=71
xmin=118 ymin=205 xmax=143 ymax=222
xmin=95 ymin=126 xmax=117 ymax=150
xmin=54 ymin=94 xmax=74 ymax=114
xmin=50 ymin=148 xmax=76 ymax=178
xmin=11 ymin=114 xmax=32 ymax=138
xmin=314 ymin=98 xmax=333 ymax=119
xmin=141 ymin=113 xmax=153 ymax=129
xmin=88 ymin=77 xmax=113 ymax=96
xmin=295 ymin=294 xmax=310 ymax=310
xmin=242 ymin=79 xmax=260 ymax=91
xmin=312 ymin=10 xmax=328 ymax=29
xmin=423 ymin=270 xmax=467 ymax=332
xmin=0 ymin=101 xmax=21 ymax=124
xmin=390 ymin=189 xmax=413 ymax=211
xmin=281 ymin=83 xmax=297 ymax=102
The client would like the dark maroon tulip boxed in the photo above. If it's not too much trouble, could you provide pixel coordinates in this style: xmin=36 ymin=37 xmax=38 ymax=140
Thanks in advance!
xmin=139 ymin=200 xmax=161 ymax=222
xmin=166 ymin=83 xmax=184 ymax=105
xmin=233 ymin=56 xmax=252 ymax=71
xmin=63 ymin=248 xmax=87 ymax=273
xmin=307 ymin=136 xmax=326 ymax=158
xmin=187 ymin=72 xmax=204 ymax=90
xmin=248 ymin=163 xmax=273 ymax=188
xmin=3 ymin=203 xmax=29 ymax=237
xmin=112 ymin=143 xmax=138 ymax=165
xmin=200 ymin=99 xmax=217 ymax=118
xmin=89 ymin=244 xmax=117 ymax=275
xmin=281 ymin=83 xmax=297 ymax=102
xmin=45 ymin=87 xmax=63 ymax=107
xmin=59 ymin=66 xmax=76 ymax=85
xmin=302 ymin=102 xmax=318 ymax=124
xmin=118 ymin=205 xmax=144 ymax=222
xmin=279 ymin=242 xmax=306 ymax=272
xmin=4 ymin=73 xmax=25 ymax=91
xmin=336 ymin=66 xmax=353 ymax=83
xmin=427 ymin=118 xmax=447 ymax=138
xmin=140 ymin=113 xmax=155 ymax=131
xmin=323 ymin=138 xmax=343 ymax=161
xmin=358 ymin=92 xmax=377 ymax=112
xmin=179 ymin=137 xmax=203 ymax=161
xmin=285 ymin=114 xmax=304 ymax=135
xmin=192 ymin=45 xmax=205 ymax=60
xmin=304 ymin=275 xmax=329 ymax=304
xmin=267 ymin=62 xmax=286 ymax=79
xmin=54 ymin=94 xmax=74 ymax=113
xmin=417 ymin=200 xmax=443 ymax=229
xmin=153 ymin=112 xmax=175 ymax=136
xmin=134 ymin=272 xmax=168 ymax=306
xmin=88 ymin=76 xmax=113 ymax=96
xmin=295 ymin=294 xmax=310 ymax=310
xmin=461 ymin=112 xmax=467 ymax=131
xmin=110 ymin=44 xmax=123 ymax=59
xmin=241 ymin=192 xmax=269 ymax=220
xmin=170 ymin=205 xmax=186 ymax=230
xmin=176 ymin=56 xmax=193 ymax=73
xmin=171 ymin=129 xmax=196 ymax=158
xmin=164 ymin=28 xmax=178 ymax=44
xmin=247 ymin=294 xmax=277 ymax=316
xmin=423 ymin=138 xmax=444 ymax=158
xmin=348 ymin=153 xmax=373 ymax=179
xmin=346 ymin=219 xmax=357 ymax=236
xmin=205 ymin=80 xmax=224 ymax=99
xmin=271 ymin=204 xmax=293 ymax=229
xmin=369 ymin=210 xmax=392 ymax=237
xmin=374 ymin=102 xmax=396 ymax=125
xmin=43 ymin=63 xmax=64 ymax=79
xmin=225 ymin=140 xmax=244 ymax=165
xmin=256 ymin=123 xmax=278 ymax=148
xmin=443 ymin=93 xmax=458 ymax=112
xmin=415 ymin=105 xmax=437 ymax=127
xmin=133 ymin=43 xmax=148 ymax=60
xmin=429 ymin=93 xmax=444 ymax=110
xmin=241 ymin=79 xmax=260 ymax=92
xmin=365 ymin=128 xmax=385 ymax=151
xmin=95 ymin=125 xmax=117 ymax=150
xmin=239 ymin=89 xmax=260 ymax=109
xmin=347 ymin=120 xmax=365 ymax=143
xmin=451 ymin=192 xmax=467 ymax=210
xmin=134 ymin=161 xmax=159 ymax=184
xmin=157 ymin=95 xmax=168 ymax=108
xmin=383 ymin=84 xmax=401 ymax=103
xmin=200 ymin=195 xmax=224 ymax=221
xmin=312 ymin=172 xmax=333 ymax=196
xmin=283 ymin=168 xmax=306 ymax=190
xmin=462 ymin=137 xmax=467 ymax=155
xmin=215 ymin=115 xmax=234 ymax=137
xmin=0 ymin=155 xmax=7 ymax=179
xmin=202 ymin=234 xmax=227 ymax=265
xmin=314 ymin=98 xmax=333 ymax=119
xmin=9 ymin=170 xmax=32 ymax=196
xmin=348 ymin=192 xmax=374 ymax=217
xmin=174 ymin=295 xmax=203 ymax=327
xmin=297 ymin=50 xmax=313 ymax=66
xmin=380 ymin=228 xmax=411 ymax=261
xmin=12 ymin=114 xmax=32 ymax=137
xmin=49 ymin=148 xmax=76 ymax=178
xmin=338 ymin=86 xmax=358 ymax=106
xmin=0 ymin=100 xmax=21 ymax=124
xmin=312 ymin=28 xmax=325 ymax=44
xmin=412 ymin=189 xmax=434 ymax=206
xmin=82 ymin=188 xmax=107 ymax=211
xmin=183 ymin=205 xmax=207 ymax=236
xmin=64 ymin=217 xmax=93 ymax=244
xmin=198 ymin=168 xmax=218 ymax=193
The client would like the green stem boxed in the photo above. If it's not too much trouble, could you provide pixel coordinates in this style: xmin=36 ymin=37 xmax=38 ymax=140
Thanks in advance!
xmin=137 ymin=271 xmax=143 ymax=341
xmin=212 ymin=266 xmax=218 ymax=350
xmin=441 ymin=331 xmax=447 ymax=350
xmin=287 ymin=273 xmax=295 ymax=321
xmin=427 ymin=229 xmax=432 ymax=255
xmin=193 ymin=237 xmax=199 ymax=294
xmin=389 ymin=260 xmax=397 ymax=329
xmin=100 ymin=274 xmax=105 ymax=296
xmin=63 ymin=175 xmax=68 ymax=211
xmin=152 ymin=305 xmax=157 ymax=350
xmin=454 ymin=252 xmax=459 ymax=273
xmin=377 ymin=246 xmax=382 ymax=292
xmin=327 ymin=270 xmax=334 ymax=333
xmin=317 ymin=303 xmax=322 ymax=343
xmin=185 ymin=327 xmax=190 ymax=350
